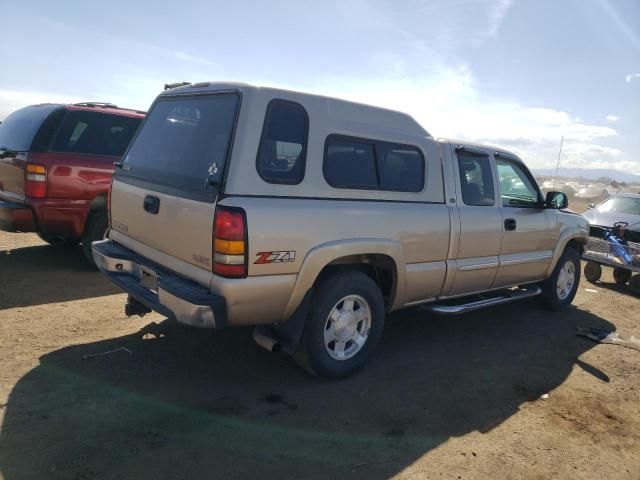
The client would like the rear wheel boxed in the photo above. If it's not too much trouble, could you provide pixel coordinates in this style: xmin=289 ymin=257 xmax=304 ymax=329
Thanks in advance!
xmin=584 ymin=261 xmax=602 ymax=283
xmin=296 ymin=271 xmax=385 ymax=379
xmin=37 ymin=232 xmax=79 ymax=247
xmin=82 ymin=210 xmax=108 ymax=266
xmin=613 ymin=267 xmax=632 ymax=285
xmin=539 ymin=247 xmax=581 ymax=311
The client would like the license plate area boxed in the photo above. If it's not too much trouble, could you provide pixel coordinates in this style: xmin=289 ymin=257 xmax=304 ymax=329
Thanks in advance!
xmin=140 ymin=266 xmax=158 ymax=292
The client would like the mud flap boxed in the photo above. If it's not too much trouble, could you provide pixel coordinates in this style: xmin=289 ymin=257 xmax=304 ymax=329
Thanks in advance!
xmin=255 ymin=289 xmax=313 ymax=356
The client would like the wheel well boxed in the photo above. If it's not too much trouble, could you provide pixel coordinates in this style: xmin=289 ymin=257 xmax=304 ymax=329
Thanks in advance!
xmin=565 ymin=238 xmax=585 ymax=257
xmin=314 ymin=254 xmax=397 ymax=310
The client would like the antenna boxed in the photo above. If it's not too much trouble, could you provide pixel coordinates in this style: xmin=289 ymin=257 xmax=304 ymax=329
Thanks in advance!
xmin=553 ymin=136 xmax=564 ymax=190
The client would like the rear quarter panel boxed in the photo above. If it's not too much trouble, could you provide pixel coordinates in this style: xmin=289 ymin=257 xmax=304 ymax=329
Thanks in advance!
xmin=220 ymin=196 xmax=451 ymax=315
xmin=30 ymin=152 xmax=115 ymax=200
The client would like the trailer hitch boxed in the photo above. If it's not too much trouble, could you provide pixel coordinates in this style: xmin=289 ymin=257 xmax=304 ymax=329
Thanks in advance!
xmin=124 ymin=296 xmax=152 ymax=318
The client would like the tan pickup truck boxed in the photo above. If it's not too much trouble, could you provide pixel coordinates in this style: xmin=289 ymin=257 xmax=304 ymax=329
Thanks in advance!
xmin=93 ymin=82 xmax=588 ymax=378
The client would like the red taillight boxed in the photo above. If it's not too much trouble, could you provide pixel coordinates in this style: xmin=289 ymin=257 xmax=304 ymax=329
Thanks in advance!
xmin=213 ymin=206 xmax=247 ymax=278
xmin=25 ymin=163 xmax=47 ymax=198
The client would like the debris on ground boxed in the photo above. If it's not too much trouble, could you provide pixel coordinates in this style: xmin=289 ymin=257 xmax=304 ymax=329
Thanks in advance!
xmin=577 ymin=328 xmax=640 ymax=352
xmin=82 ymin=347 xmax=133 ymax=359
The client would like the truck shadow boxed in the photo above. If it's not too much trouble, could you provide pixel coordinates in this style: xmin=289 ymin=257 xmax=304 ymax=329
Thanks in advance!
xmin=0 ymin=244 xmax=120 ymax=309
xmin=0 ymin=301 xmax=613 ymax=479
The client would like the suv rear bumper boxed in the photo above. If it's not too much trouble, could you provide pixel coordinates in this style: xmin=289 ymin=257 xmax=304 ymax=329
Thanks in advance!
xmin=92 ymin=239 xmax=227 ymax=328
xmin=0 ymin=199 xmax=36 ymax=232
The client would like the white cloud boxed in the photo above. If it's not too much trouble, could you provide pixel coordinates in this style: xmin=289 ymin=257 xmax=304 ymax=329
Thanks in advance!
xmin=171 ymin=50 xmax=217 ymax=67
xmin=303 ymin=65 xmax=631 ymax=171
xmin=625 ymin=73 xmax=640 ymax=82
xmin=605 ymin=114 xmax=620 ymax=122
xmin=0 ymin=89 xmax=82 ymax=120
xmin=487 ymin=0 xmax=513 ymax=37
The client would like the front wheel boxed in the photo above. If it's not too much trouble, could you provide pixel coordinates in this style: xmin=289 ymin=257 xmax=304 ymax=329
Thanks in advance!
xmin=584 ymin=261 xmax=602 ymax=283
xmin=296 ymin=271 xmax=385 ymax=379
xmin=539 ymin=247 xmax=581 ymax=311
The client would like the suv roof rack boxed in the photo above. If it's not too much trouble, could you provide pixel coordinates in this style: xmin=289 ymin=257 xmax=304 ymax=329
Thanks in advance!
xmin=74 ymin=102 xmax=118 ymax=109
xmin=164 ymin=82 xmax=191 ymax=90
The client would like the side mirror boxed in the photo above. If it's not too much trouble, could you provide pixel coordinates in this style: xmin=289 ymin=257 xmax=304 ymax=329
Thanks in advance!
xmin=545 ymin=191 xmax=568 ymax=209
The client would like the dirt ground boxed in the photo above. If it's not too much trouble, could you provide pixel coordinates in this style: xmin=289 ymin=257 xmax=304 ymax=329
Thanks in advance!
xmin=0 ymin=231 xmax=639 ymax=480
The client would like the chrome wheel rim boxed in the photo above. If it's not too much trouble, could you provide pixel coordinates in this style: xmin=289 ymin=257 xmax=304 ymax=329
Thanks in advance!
xmin=556 ymin=260 xmax=576 ymax=300
xmin=323 ymin=294 xmax=371 ymax=361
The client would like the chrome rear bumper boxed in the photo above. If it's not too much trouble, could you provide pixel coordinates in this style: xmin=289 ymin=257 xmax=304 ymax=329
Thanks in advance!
xmin=92 ymin=240 xmax=226 ymax=328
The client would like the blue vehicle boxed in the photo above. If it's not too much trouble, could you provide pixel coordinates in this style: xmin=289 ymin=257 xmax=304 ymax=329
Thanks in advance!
xmin=583 ymin=200 xmax=640 ymax=295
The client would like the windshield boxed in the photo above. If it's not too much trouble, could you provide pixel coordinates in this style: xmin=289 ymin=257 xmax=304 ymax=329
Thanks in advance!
xmin=117 ymin=93 xmax=239 ymax=202
xmin=0 ymin=104 xmax=61 ymax=152
xmin=598 ymin=196 xmax=640 ymax=216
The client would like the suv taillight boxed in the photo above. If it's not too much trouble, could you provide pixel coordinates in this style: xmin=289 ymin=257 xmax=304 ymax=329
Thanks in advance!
xmin=213 ymin=206 xmax=247 ymax=278
xmin=25 ymin=163 xmax=47 ymax=198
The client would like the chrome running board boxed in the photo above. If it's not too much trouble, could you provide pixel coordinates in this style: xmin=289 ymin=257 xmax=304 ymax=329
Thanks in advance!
xmin=423 ymin=285 xmax=542 ymax=315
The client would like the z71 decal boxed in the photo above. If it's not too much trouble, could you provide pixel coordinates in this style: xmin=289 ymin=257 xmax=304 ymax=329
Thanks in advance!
xmin=254 ymin=251 xmax=296 ymax=264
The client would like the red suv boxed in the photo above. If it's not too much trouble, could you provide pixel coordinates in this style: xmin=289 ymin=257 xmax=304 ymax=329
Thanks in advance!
xmin=0 ymin=102 xmax=145 ymax=263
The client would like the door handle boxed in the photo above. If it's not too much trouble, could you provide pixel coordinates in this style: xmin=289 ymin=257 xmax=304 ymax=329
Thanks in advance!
xmin=504 ymin=218 xmax=517 ymax=231
xmin=143 ymin=195 xmax=160 ymax=214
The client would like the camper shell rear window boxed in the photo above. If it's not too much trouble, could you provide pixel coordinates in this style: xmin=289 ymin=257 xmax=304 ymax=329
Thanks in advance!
xmin=115 ymin=92 xmax=240 ymax=202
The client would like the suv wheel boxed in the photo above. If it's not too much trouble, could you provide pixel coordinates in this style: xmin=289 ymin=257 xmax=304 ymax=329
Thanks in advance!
xmin=539 ymin=247 xmax=581 ymax=311
xmin=297 ymin=271 xmax=385 ymax=379
xmin=82 ymin=210 xmax=108 ymax=266
xmin=37 ymin=232 xmax=79 ymax=247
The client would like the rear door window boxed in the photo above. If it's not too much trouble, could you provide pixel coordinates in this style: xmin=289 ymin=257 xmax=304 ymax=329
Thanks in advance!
xmin=52 ymin=110 xmax=142 ymax=157
xmin=256 ymin=99 xmax=308 ymax=184
xmin=0 ymin=104 xmax=62 ymax=152
xmin=117 ymin=93 xmax=239 ymax=202
xmin=457 ymin=152 xmax=495 ymax=206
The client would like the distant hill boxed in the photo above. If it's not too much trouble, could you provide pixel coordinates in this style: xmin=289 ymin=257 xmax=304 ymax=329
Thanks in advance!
xmin=533 ymin=167 xmax=640 ymax=184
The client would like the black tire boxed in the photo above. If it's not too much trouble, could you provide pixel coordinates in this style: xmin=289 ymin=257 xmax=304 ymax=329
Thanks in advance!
xmin=539 ymin=247 xmax=581 ymax=311
xmin=37 ymin=232 xmax=79 ymax=247
xmin=613 ymin=267 xmax=632 ymax=285
xmin=629 ymin=275 xmax=640 ymax=296
xmin=584 ymin=261 xmax=602 ymax=283
xmin=82 ymin=210 xmax=108 ymax=265
xmin=296 ymin=271 xmax=385 ymax=380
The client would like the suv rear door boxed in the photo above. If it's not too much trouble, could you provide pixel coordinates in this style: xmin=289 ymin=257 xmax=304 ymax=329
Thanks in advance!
xmin=0 ymin=104 xmax=62 ymax=202
xmin=109 ymin=92 xmax=239 ymax=279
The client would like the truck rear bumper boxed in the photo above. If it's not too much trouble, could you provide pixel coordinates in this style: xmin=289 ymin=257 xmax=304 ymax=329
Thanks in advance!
xmin=0 ymin=199 xmax=36 ymax=232
xmin=92 ymin=239 xmax=227 ymax=328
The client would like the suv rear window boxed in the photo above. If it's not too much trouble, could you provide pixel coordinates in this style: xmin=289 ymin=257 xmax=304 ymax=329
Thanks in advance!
xmin=117 ymin=93 xmax=239 ymax=201
xmin=0 ymin=104 xmax=61 ymax=152
xmin=256 ymin=99 xmax=308 ymax=184
xmin=323 ymin=135 xmax=425 ymax=192
xmin=52 ymin=110 xmax=142 ymax=157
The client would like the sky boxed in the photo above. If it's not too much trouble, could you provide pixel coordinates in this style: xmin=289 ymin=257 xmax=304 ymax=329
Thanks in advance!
xmin=1 ymin=0 xmax=639 ymax=173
